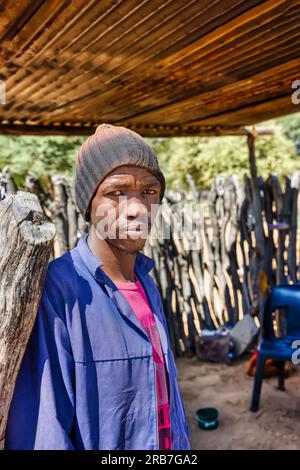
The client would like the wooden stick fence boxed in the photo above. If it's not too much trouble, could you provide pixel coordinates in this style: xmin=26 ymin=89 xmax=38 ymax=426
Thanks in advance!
xmin=1 ymin=167 xmax=299 ymax=357
xmin=144 ymin=171 xmax=300 ymax=356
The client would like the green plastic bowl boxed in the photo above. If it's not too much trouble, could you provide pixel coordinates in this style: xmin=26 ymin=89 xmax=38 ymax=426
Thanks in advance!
xmin=195 ymin=407 xmax=219 ymax=431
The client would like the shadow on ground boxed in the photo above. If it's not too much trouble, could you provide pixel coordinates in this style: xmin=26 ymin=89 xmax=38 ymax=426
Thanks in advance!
xmin=177 ymin=356 xmax=300 ymax=450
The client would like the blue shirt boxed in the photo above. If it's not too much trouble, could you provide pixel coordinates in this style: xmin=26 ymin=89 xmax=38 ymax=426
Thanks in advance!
xmin=5 ymin=234 xmax=190 ymax=450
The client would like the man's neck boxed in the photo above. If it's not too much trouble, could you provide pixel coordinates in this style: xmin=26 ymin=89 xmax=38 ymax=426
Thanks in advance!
xmin=87 ymin=227 xmax=137 ymax=283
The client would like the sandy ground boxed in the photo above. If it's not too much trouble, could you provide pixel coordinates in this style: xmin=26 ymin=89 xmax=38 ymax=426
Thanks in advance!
xmin=176 ymin=356 xmax=300 ymax=450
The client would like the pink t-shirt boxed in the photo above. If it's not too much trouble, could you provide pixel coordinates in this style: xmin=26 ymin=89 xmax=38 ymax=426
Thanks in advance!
xmin=115 ymin=273 xmax=172 ymax=450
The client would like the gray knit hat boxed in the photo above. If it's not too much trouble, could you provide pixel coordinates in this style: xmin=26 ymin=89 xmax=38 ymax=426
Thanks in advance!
xmin=74 ymin=123 xmax=166 ymax=221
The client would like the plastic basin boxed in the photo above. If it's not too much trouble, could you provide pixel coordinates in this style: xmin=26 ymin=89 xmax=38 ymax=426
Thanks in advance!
xmin=195 ymin=407 xmax=219 ymax=431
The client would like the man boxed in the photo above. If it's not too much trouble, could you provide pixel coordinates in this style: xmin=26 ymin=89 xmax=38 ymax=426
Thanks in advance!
xmin=5 ymin=124 xmax=190 ymax=450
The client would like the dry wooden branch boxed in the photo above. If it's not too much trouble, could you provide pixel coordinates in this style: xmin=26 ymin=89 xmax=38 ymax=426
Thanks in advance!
xmin=0 ymin=191 xmax=55 ymax=449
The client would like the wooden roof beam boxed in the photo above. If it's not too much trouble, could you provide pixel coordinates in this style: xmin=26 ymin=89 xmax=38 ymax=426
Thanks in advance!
xmin=0 ymin=122 xmax=274 ymax=137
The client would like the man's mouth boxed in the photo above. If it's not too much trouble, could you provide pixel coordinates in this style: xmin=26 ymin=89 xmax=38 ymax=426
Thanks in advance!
xmin=118 ymin=224 xmax=149 ymax=239
xmin=120 ymin=224 xmax=148 ymax=232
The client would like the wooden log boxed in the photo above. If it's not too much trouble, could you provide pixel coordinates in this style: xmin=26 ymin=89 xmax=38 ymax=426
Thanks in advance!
xmin=288 ymin=172 xmax=300 ymax=282
xmin=202 ymin=202 xmax=221 ymax=327
xmin=0 ymin=178 xmax=6 ymax=202
xmin=268 ymin=174 xmax=286 ymax=285
xmin=186 ymin=173 xmax=200 ymax=203
xmin=186 ymin=174 xmax=215 ymax=329
xmin=65 ymin=177 xmax=79 ymax=250
xmin=172 ymin=255 xmax=190 ymax=353
xmin=267 ymin=174 xmax=292 ymax=335
xmin=247 ymin=134 xmax=265 ymax=260
xmin=0 ymin=191 xmax=55 ymax=449
xmin=190 ymin=249 xmax=214 ymax=330
xmin=51 ymin=176 xmax=69 ymax=256
xmin=25 ymin=172 xmax=57 ymax=259
xmin=25 ymin=172 xmax=50 ymax=210
xmin=263 ymin=178 xmax=276 ymax=290
xmin=240 ymin=175 xmax=255 ymax=316
xmin=189 ymin=277 xmax=207 ymax=332
xmin=208 ymin=176 xmax=228 ymax=324
xmin=247 ymin=133 xmax=266 ymax=321
xmin=0 ymin=167 xmax=16 ymax=195
xmin=170 ymin=198 xmax=198 ymax=354
xmin=224 ymin=176 xmax=245 ymax=324
xmin=162 ymin=242 xmax=182 ymax=357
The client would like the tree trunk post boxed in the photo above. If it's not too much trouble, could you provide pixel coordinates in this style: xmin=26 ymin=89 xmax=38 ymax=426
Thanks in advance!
xmin=0 ymin=191 xmax=55 ymax=449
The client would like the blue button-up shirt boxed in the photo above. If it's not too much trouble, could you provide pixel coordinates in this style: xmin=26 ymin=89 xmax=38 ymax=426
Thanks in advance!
xmin=5 ymin=234 xmax=190 ymax=450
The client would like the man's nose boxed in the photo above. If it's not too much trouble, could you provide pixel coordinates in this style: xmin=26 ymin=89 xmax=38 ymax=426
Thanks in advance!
xmin=124 ymin=198 xmax=148 ymax=221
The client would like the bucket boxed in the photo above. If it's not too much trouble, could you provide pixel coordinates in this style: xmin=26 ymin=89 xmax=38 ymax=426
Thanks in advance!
xmin=195 ymin=407 xmax=219 ymax=431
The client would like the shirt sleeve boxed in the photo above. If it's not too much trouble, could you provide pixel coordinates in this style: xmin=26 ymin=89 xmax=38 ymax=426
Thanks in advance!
xmin=5 ymin=269 xmax=75 ymax=450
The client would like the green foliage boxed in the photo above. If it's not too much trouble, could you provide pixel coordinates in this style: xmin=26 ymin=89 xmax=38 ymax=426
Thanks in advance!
xmin=274 ymin=113 xmax=300 ymax=142
xmin=148 ymin=121 xmax=299 ymax=191
xmin=0 ymin=114 xmax=299 ymax=191
xmin=0 ymin=135 xmax=85 ymax=187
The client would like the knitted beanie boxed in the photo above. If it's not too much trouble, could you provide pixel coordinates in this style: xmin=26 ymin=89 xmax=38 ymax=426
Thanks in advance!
xmin=74 ymin=123 xmax=166 ymax=221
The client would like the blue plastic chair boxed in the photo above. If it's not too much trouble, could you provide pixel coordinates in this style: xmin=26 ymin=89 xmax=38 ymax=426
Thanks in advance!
xmin=250 ymin=284 xmax=300 ymax=412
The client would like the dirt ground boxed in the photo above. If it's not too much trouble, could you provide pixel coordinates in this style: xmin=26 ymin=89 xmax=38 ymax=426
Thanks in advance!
xmin=176 ymin=356 xmax=300 ymax=450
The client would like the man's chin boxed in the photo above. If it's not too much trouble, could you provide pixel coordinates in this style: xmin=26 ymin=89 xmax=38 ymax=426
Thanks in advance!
xmin=113 ymin=237 xmax=146 ymax=253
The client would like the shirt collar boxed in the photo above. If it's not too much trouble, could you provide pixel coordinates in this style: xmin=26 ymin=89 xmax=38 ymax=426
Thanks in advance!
xmin=75 ymin=233 xmax=156 ymax=280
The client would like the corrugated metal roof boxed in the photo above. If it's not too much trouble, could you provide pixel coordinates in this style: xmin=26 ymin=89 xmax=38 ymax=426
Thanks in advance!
xmin=0 ymin=0 xmax=299 ymax=136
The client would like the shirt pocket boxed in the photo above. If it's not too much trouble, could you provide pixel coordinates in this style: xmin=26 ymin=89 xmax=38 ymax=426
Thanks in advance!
xmin=70 ymin=294 xmax=153 ymax=363
xmin=74 ymin=354 xmax=155 ymax=449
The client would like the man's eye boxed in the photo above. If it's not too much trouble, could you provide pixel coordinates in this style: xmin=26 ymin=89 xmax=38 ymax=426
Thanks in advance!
xmin=143 ymin=189 xmax=157 ymax=195
xmin=108 ymin=190 xmax=123 ymax=196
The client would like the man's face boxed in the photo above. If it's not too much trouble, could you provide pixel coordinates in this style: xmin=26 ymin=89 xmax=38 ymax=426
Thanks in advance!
xmin=89 ymin=165 xmax=162 ymax=253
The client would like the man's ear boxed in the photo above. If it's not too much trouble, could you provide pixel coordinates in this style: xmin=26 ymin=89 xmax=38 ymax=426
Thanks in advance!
xmin=86 ymin=183 xmax=100 ymax=223
xmin=85 ymin=206 xmax=91 ymax=222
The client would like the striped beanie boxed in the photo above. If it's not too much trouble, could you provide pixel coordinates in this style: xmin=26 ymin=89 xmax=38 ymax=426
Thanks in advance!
xmin=74 ymin=123 xmax=166 ymax=221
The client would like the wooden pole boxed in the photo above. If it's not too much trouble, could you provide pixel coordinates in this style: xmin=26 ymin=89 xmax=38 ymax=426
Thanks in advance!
xmin=247 ymin=129 xmax=267 ymax=322
xmin=0 ymin=191 xmax=55 ymax=449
